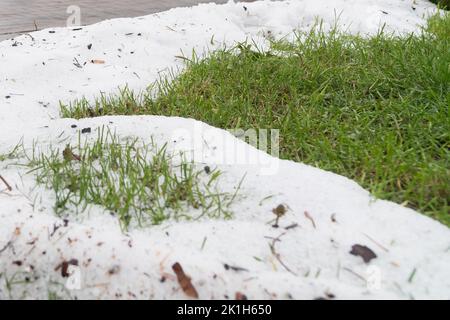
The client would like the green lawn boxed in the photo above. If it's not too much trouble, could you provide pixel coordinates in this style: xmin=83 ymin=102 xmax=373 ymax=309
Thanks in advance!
xmin=61 ymin=13 xmax=450 ymax=226
xmin=430 ymin=0 xmax=450 ymax=10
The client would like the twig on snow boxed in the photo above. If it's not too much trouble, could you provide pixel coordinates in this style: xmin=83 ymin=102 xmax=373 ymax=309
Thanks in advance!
xmin=0 ymin=241 xmax=12 ymax=254
xmin=24 ymin=33 xmax=35 ymax=41
xmin=284 ymin=223 xmax=299 ymax=230
xmin=363 ymin=233 xmax=389 ymax=253
xmin=268 ymin=232 xmax=297 ymax=276
xmin=343 ymin=267 xmax=366 ymax=284
xmin=0 ymin=175 xmax=12 ymax=191
xmin=304 ymin=211 xmax=316 ymax=229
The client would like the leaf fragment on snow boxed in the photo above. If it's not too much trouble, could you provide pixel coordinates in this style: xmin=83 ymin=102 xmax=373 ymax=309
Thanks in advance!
xmin=272 ymin=204 xmax=287 ymax=217
xmin=350 ymin=244 xmax=377 ymax=263
xmin=63 ymin=145 xmax=81 ymax=161
xmin=172 ymin=262 xmax=199 ymax=298
xmin=235 ymin=292 xmax=248 ymax=300
xmin=91 ymin=59 xmax=105 ymax=64
xmin=272 ymin=204 xmax=287 ymax=227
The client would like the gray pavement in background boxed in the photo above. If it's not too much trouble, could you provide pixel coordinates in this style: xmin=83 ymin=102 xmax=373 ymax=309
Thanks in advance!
xmin=0 ymin=0 xmax=240 ymax=41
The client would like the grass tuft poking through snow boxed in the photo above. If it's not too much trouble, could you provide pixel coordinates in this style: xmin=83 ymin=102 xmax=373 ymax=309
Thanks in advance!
xmin=61 ymin=13 xmax=450 ymax=226
xmin=23 ymin=127 xmax=239 ymax=229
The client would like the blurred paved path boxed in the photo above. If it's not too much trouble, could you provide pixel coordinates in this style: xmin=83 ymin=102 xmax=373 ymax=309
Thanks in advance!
xmin=0 ymin=0 xmax=235 ymax=40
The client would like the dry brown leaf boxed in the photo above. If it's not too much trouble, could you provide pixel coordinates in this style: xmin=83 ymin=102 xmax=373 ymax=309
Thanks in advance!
xmin=63 ymin=145 xmax=81 ymax=161
xmin=272 ymin=204 xmax=287 ymax=217
xmin=350 ymin=244 xmax=377 ymax=263
xmin=172 ymin=262 xmax=198 ymax=299
xmin=91 ymin=59 xmax=105 ymax=64
xmin=272 ymin=204 xmax=287 ymax=228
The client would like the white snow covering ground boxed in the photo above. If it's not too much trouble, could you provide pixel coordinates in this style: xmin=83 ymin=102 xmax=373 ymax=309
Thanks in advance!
xmin=0 ymin=0 xmax=449 ymax=300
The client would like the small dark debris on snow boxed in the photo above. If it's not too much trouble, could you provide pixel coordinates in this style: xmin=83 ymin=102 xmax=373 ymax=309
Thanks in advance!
xmin=55 ymin=259 xmax=79 ymax=277
xmin=273 ymin=204 xmax=287 ymax=216
xmin=224 ymin=263 xmax=249 ymax=272
xmin=0 ymin=241 xmax=12 ymax=253
xmin=49 ymin=30 xmax=55 ymax=33
xmin=71 ymin=124 xmax=77 ymax=128
xmin=108 ymin=265 xmax=121 ymax=275
xmin=331 ymin=213 xmax=337 ymax=223
xmin=284 ymin=223 xmax=298 ymax=230
xmin=160 ymin=276 xmax=166 ymax=283
xmin=243 ymin=6 xmax=248 ymax=11
xmin=27 ymin=238 xmax=37 ymax=245
xmin=272 ymin=204 xmax=287 ymax=228
xmin=38 ymin=100 xmax=48 ymax=106
xmin=81 ymin=127 xmax=91 ymax=134
xmin=315 ymin=292 xmax=335 ymax=300
xmin=204 ymin=166 xmax=211 ymax=174
xmin=50 ymin=223 xmax=62 ymax=237
xmin=72 ymin=28 xmax=83 ymax=31
xmin=350 ymin=244 xmax=377 ymax=263
xmin=12 ymin=260 xmax=23 ymax=266
xmin=73 ymin=57 xmax=83 ymax=68
xmin=235 ymin=292 xmax=248 ymax=300
xmin=325 ymin=292 xmax=336 ymax=299
xmin=314 ymin=293 xmax=336 ymax=300
xmin=381 ymin=10 xmax=388 ymax=14
xmin=304 ymin=211 xmax=317 ymax=229
xmin=5 ymin=95 xmax=11 ymax=99
xmin=137 ymin=33 xmax=142 ymax=36
xmin=87 ymin=43 xmax=92 ymax=50
xmin=63 ymin=145 xmax=81 ymax=161
xmin=408 ymin=267 xmax=417 ymax=283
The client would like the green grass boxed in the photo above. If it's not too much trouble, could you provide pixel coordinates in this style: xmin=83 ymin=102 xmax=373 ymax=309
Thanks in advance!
xmin=61 ymin=14 xmax=450 ymax=226
xmin=430 ymin=0 xmax=450 ymax=10
xmin=24 ymin=127 xmax=240 ymax=229
xmin=0 ymin=141 xmax=23 ymax=162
